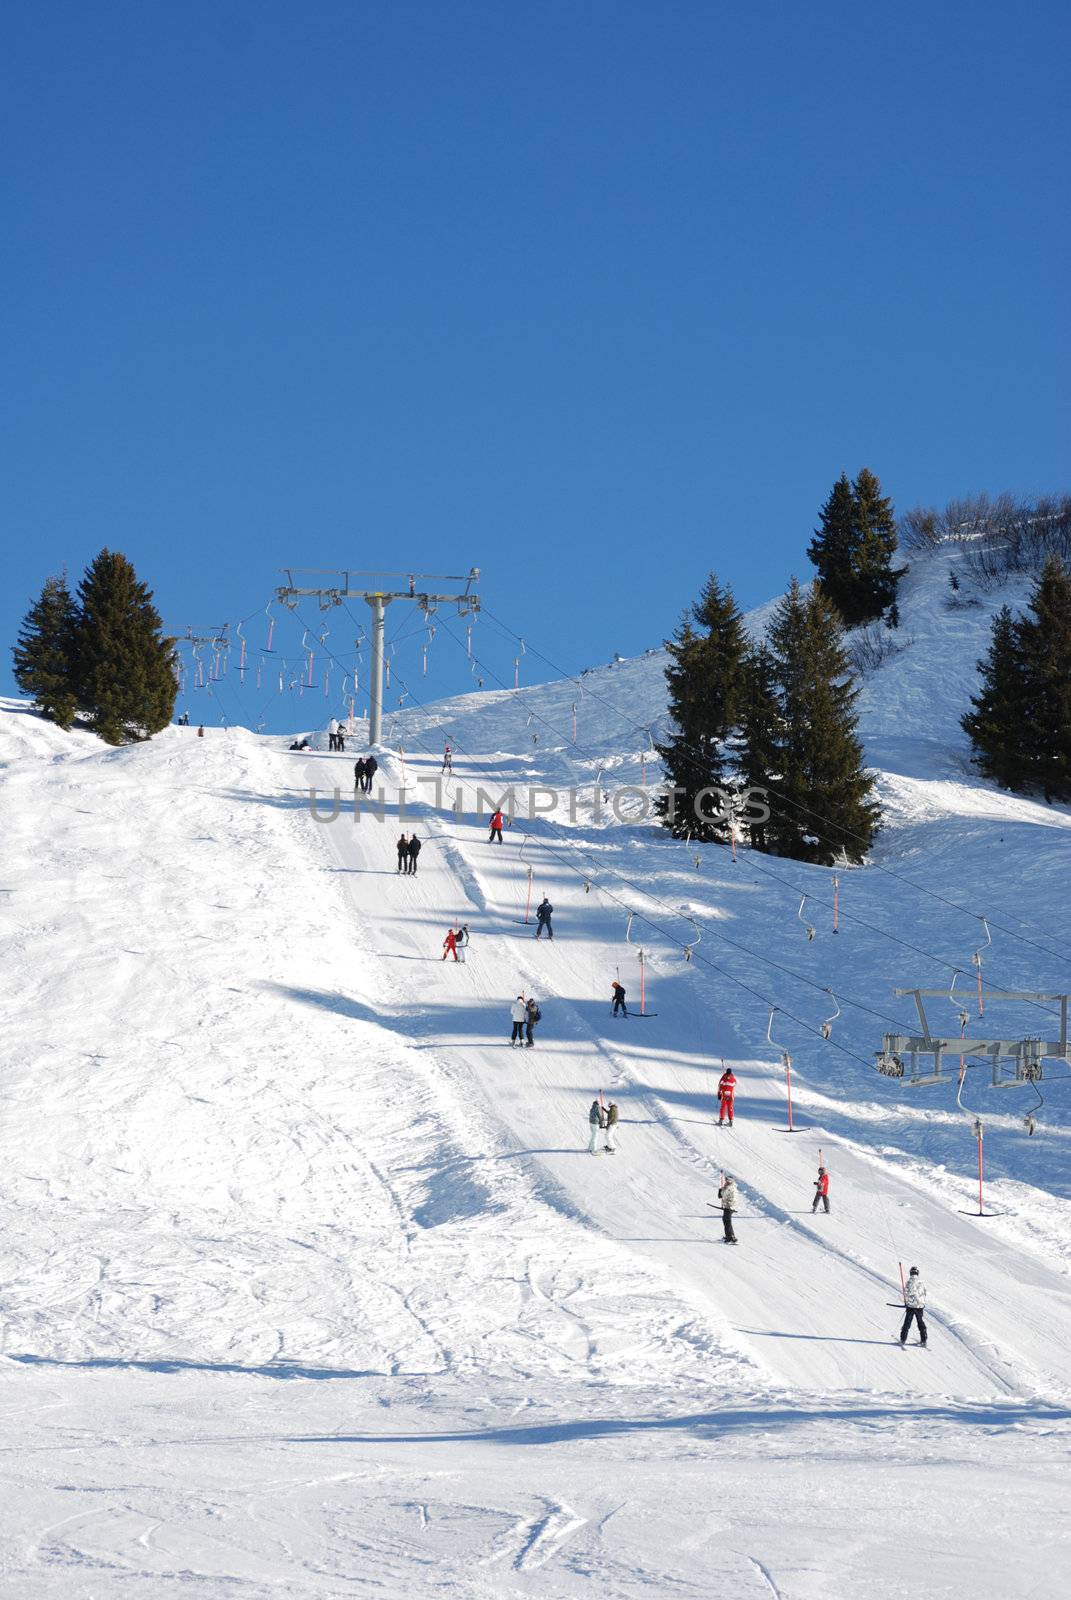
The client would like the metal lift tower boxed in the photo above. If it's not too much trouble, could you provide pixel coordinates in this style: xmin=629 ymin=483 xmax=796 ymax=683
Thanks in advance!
xmin=274 ymin=568 xmax=480 ymax=746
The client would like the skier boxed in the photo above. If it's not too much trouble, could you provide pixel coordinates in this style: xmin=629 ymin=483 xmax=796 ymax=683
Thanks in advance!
xmin=717 ymin=1173 xmax=738 ymax=1243
xmin=588 ymin=1099 xmax=605 ymax=1153
xmin=442 ymin=744 xmax=453 ymax=774
xmin=604 ymin=1100 xmax=619 ymax=1153
xmin=811 ymin=1166 xmax=830 ymax=1214
xmin=396 ymin=831 xmax=409 ymax=872
xmin=328 ymin=717 xmax=339 ymax=752
xmin=489 ymin=809 xmax=505 ymax=844
xmin=177 ymin=710 xmax=190 ymax=726
xmin=535 ymin=897 xmax=554 ymax=940
xmin=364 ymin=754 xmax=378 ymax=794
xmin=442 ymin=927 xmax=459 ymax=962
xmin=611 ymin=980 xmax=628 ymax=1017
xmin=899 ymin=1267 xmax=928 ymax=1347
xmin=406 ymin=835 xmax=422 ymax=876
xmin=354 ymin=757 xmax=368 ymax=793
xmin=510 ymin=996 xmax=527 ymax=1047
xmin=456 ymin=924 xmax=470 ymax=963
xmin=525 ymin=996 xmax=541 ymax=1048
xmin=717 ymin=1067 xmax=736 ymax=1127
xmin=336 ymin=727 xmax=346 ymax=754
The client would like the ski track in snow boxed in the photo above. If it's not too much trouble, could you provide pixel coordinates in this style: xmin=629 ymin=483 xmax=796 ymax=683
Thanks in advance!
xmin=2 ymin=549 xmax=1071 ymax=1596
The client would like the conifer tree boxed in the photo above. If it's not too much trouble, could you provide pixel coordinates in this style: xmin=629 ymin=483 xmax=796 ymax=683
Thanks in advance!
xmin=74 ymin=549 xmax=177 ymax=744
xmin=735 ymin=645 xmax=781 ymax=853
xmin=960 ymin=606 xmax=1027 ymax=792
xmin=1011 ymin=557 xmax=1071 ymax=802
xmin=808 ymin=468 xmax=905 ymax=627
xmin=656 ymin=574 xmax=749 ymax=840
xmin=11 ymin=573 xmax=79 ymax=729
xmin=764 ymin=578 xmax=879 ymax=864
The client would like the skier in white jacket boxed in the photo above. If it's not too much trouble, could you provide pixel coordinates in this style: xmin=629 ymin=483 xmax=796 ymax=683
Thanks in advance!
xmin=510 ymin=996 xmax=527 ymax=1047
xmin=899 ymin=1267 xmax=928 ymax=1346
xmin=717 ymin=1174 xmax=739 ymax=1244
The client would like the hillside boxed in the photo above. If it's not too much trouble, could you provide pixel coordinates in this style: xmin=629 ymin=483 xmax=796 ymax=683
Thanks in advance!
xmin=1 ymin=546 xmax=1069 ymax=1599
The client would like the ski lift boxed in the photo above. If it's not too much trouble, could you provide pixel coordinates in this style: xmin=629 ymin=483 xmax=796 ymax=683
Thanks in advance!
xmin=236 ymin=620 xmax=247 ymax=679
xmin=264 ymin=602 xmax=276 ymax=652
xmin=767 ymin=1007 xmax=796 ymax=1131
xmin=971 ymin=917 xmax=991 ymax=1017
xmin=820 ymin=988 xmax=840 ymax=1040
xmin=875 ymin=1049 xmax=905 ymax=1078
xmin=583 ymin=878 xmax=591 ymax=894
xmin=798 ymin=896 xmax=816 ymax=941
xmin=683 ymin=912 xmax=701 ymax=963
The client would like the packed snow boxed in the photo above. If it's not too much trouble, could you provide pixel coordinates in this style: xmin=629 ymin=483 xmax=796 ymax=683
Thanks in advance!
xmin=1 ymin=546 xmax=1069 ymax=1598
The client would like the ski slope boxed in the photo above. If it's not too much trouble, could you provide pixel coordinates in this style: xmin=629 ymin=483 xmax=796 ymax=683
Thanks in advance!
xmin=2 ymin=548 xmax=1070 ymax=1597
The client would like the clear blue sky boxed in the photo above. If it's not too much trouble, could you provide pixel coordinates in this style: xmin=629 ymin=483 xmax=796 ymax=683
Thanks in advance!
xmin=4 ymin=0 xmax=1068 ymax=732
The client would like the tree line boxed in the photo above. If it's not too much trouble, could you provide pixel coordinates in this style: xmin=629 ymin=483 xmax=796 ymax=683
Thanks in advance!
xmin=12 ymin=551 xmax=176 ymax=745
xmin=658 ymin=468 xmax=1071 ymax=866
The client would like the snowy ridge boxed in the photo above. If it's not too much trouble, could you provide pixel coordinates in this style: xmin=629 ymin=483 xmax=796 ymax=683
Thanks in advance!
xmin=1 ymin=545 xmax=1070 ymax=1597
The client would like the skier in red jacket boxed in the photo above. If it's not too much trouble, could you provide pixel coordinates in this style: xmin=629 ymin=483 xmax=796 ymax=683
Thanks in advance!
xmin=442 ymin=927 xmax=459 ymax=962
xmin=811 ymin=1166 xmax=830 ymax=1213
xmin=717 ymin=1068 xmax=736 ymax=1127
xmin=488 ymin=810 xmax=505 ymax=844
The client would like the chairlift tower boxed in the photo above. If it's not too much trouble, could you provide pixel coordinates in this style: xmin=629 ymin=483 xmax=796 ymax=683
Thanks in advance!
xmin=274 ymin=568 xmax=480 ymax=746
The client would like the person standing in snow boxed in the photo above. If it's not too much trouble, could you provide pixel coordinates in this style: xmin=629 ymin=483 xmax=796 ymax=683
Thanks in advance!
xmin=717 ymin=1173 xmax=738 ymax=1244
xmin=456 ymin=924 xmax=469 ymax=963
xmin=525 ymin=996 xmax=541 ymax=1048
xmin=588 ymin=1099 xmax=605 ymax=1153
xmin=328 ymin=717 xmax=339 ymax=752
xmin=396 ymin=831 xmax=409 ymax=872
xmin=488 ymin=809 xmax=505 ymax=844
xmin=355 ymin=757 xmax=368 ymax=793
xmin=510 ymin=995 xmax=528 ymax=1047
xmin=442 ymin=927 xmax=459 ymax=962
xmin=406 ymin=835 xmax=422 ymax=875
xmin=717 ymin=1067 xmax=736 ymax=1127
xmin=535 ymin=897 xmax=553 ymax=940
xmin=364 ymin=754 xmax=378 ymax=794
xmin=812 ymin=1166 xmax=830 ymax=1214
xmin=604 ymin=1101 xmax=619 ymax=1153
xmin=899 ymin=1267 xmax=928 ymax=1346
xmin=611 ymin=981 xmax=628 ymax=1017
xmin=442 ymin=744 xmax=452 ymax=774
xmin=336 ymin=726 xmax=346 ymax=753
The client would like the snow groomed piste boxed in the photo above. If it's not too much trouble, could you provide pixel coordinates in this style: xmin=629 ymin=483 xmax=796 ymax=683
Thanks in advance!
xmin=1 ymin=546 xmax=1070 ymax=1596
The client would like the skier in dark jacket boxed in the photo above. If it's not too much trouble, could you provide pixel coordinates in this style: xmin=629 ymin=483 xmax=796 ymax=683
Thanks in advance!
xmin=535 ymin=898 xmax=553 ymax=940
xmin=525 ymin=997 xmax=541 ymax=1047
xmin=604 ymin=1101 xmax=619 ymax=1152
xmin=406 ymin=835 xmax=422 ymax=875
xmin=354 ymin=757 xmax=368 ymax=792
xmin=396 ymin=832 xmax=409 ymax=872
xmin=363 ymin=754 xmax=378 ymax=793
xmin=611 ymin=981 xmax=628 ymax=1017
xmin=588 ymin=1099 xmax=605 ymax=1154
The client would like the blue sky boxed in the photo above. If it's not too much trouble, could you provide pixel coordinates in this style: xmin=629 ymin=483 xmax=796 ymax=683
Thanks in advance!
xmin=3 ymin=0 xmax=1068 ymax=732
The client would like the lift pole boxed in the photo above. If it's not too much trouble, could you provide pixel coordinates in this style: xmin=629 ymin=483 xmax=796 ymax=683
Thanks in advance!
xmin=274 ymin=568 xmax=480 ymax=747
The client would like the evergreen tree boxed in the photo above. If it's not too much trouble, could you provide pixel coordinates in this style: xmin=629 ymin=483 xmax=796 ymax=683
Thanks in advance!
xmin=74 ymin=549 xmax=177 ymax=744
xmin=808 ymin=468 xmax=905 ymax=627
xmin=11 ymin=572 xmax=80 ymax=729
xmin=764 ymin=578 xmax=879 ymax=864
xmin=656 ymin=574 xmax=749 ymax=840
xmin=734 ymin=645 xmax=781 ymax=853
xmin=960 ymin=606 xmax=1027 ymax=792
xmin=1013 ymin=557 xmax=1071 ymax=802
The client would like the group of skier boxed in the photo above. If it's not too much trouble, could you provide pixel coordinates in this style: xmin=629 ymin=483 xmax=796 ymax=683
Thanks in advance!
xmin=395 ymin=832 xmax=423 ymax=875
xmin=509 ymin=994 xmax=542 ymax=1047
xmin=355 ymin=755 xmax=379 ymax=793
xmin=442 ymin=924 xmax=470 ymax=962
xmin=327 ymin=717 xmax=348 ymax=752
xmin=588 ymin=1098 xmax=620 ymax=1153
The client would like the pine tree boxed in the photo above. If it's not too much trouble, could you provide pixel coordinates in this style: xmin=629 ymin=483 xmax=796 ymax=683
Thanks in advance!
xmin=655 ymin=575 xmax=749 ymax=840
xmin=1014 ymin=557 xmax=1071 ymax=802
xmin=74 ymin=549 xmax=177 ymax=744
xmin=808 ymin=468 xmax=905 ymax=627
xmin=11 ymin=573 xmax=79 ymax=729
xmin=960 ymin=606 xmax=1027 ymax=792
xmin=764 ymin=578 xmax=879 ymax=864
xmin=735 ymin=645 xmax=781 ymax=853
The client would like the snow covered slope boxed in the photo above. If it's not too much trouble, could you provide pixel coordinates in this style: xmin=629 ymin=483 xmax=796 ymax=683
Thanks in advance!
xmin=1 ymin=547 xmax=1069 ymax=1598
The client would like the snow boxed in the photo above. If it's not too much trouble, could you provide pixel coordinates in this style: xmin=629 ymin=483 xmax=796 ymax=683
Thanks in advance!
xmin=1 ymin=546 xmax=1070 ymax=1597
